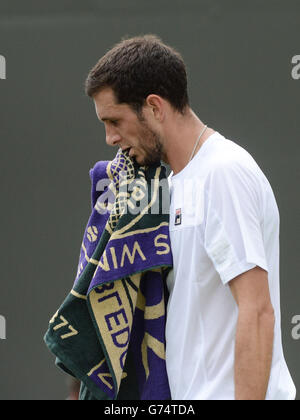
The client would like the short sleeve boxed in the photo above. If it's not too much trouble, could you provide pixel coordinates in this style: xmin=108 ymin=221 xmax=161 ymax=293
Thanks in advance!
xmin=204 ymin=159 xmax=268 ymax=285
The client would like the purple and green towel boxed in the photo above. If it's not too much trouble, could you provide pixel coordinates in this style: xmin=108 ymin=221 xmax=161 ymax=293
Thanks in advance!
xmin=44 ymin=149 xmax=173 ymax=400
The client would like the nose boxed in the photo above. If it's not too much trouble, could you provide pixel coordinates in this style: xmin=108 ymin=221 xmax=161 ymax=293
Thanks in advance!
xmin=105 ymin=125 xmax=122 ymax=147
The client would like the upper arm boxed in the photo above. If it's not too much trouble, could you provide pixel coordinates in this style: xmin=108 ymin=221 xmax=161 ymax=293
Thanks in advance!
xmin=229 ymin=266 xmax=274 ymax=314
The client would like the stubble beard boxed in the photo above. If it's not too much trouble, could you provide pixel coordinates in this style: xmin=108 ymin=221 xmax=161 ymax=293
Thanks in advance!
xmin=136 ymin=121 xmax=165 ymax=167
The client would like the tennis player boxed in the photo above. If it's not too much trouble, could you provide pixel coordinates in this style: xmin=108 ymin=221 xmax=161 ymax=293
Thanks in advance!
xmin=84 ymin=34 xmax=296 ymax=400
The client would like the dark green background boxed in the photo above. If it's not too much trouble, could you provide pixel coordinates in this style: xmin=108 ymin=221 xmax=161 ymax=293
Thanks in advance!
xmin=0 ymin=0 xmax=299 ymax=400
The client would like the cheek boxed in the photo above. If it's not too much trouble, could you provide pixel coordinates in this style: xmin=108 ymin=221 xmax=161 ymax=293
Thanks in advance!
xmin=123 ymin=125 xmax=139 ymax=142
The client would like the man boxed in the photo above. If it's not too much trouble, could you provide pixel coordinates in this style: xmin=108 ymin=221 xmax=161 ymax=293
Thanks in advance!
xmin=85 ymin=34 xmax=296 ymax=400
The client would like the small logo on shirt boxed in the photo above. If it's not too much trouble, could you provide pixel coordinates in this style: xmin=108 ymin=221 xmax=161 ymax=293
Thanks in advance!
xmin=175 ymin=208 xmax=182 ymax=226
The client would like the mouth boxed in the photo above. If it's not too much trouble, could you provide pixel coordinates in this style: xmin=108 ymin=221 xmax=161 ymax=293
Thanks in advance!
xmin=122 ymin=147 xmax=136 ymax=159
xmin=122 ymin=147 xmax=131 ymax=155
xmin=129 ymin=148 xmax=135 ymax=158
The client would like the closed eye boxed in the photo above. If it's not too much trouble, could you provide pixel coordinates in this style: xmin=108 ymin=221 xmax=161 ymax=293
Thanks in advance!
xmin=100 ymin=118 xmax=119 ymax=126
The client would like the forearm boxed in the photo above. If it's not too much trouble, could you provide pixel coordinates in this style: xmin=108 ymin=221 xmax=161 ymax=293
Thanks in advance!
xmin=234 ymin=309 xmax=275 ymax=400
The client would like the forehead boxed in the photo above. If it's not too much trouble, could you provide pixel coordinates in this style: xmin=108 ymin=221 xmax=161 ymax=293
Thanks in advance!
xmin=93 ymin=87 xmax=135 ymax=122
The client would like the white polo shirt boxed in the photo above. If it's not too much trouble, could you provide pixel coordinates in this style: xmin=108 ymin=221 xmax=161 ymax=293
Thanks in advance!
xmin=165 ymin=132 xmax=296 ymax=400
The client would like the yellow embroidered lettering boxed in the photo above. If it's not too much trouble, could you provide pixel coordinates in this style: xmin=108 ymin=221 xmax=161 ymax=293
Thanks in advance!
xmin=99 ymin=250 xmax=111 ymax=271
xmin=154 ymin=234 xmax=170 ymax=255
xmin=110 ymin=247 xmax=118 ymax=269
xmin=120 ymin=242 xmax=146 ymax=267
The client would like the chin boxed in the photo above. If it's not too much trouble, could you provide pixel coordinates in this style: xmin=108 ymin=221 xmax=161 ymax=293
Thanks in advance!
xmin=161 ymin=156 xmax=169 ymax=165
xmin=133 ymin=155 xmax=141 ymax=164
xmin=133 ymin=153 xmax=145 ymax=165
xmin=135 ymin=151 xmax=161 ymax=167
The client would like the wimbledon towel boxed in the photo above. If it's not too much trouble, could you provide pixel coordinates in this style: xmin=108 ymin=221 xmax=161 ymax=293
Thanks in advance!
xmin=44 ymin=149 xmax=173 ymax=400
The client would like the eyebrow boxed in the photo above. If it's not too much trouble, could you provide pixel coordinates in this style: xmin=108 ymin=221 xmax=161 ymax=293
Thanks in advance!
xmin=100 ymin=117 xmax=116 ymax=122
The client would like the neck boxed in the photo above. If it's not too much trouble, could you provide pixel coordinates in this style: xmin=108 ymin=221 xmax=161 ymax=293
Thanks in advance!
xmin=162 ymin=108 xmax=215 ymax=175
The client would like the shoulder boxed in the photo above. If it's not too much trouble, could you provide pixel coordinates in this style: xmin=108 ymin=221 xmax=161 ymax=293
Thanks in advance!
xmin=207 ymin=137 xmax=264 ymax=184
xmin=203 ymin=138 xmax=268 ymax=210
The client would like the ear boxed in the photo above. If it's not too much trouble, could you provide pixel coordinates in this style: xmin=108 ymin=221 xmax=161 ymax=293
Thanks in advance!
xmin=145 ymin=94 xmax=165 ymax=122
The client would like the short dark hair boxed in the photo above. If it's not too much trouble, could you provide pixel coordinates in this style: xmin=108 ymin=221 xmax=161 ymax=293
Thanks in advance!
xmin=85 ymin=34 xmax=190 ymax=116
